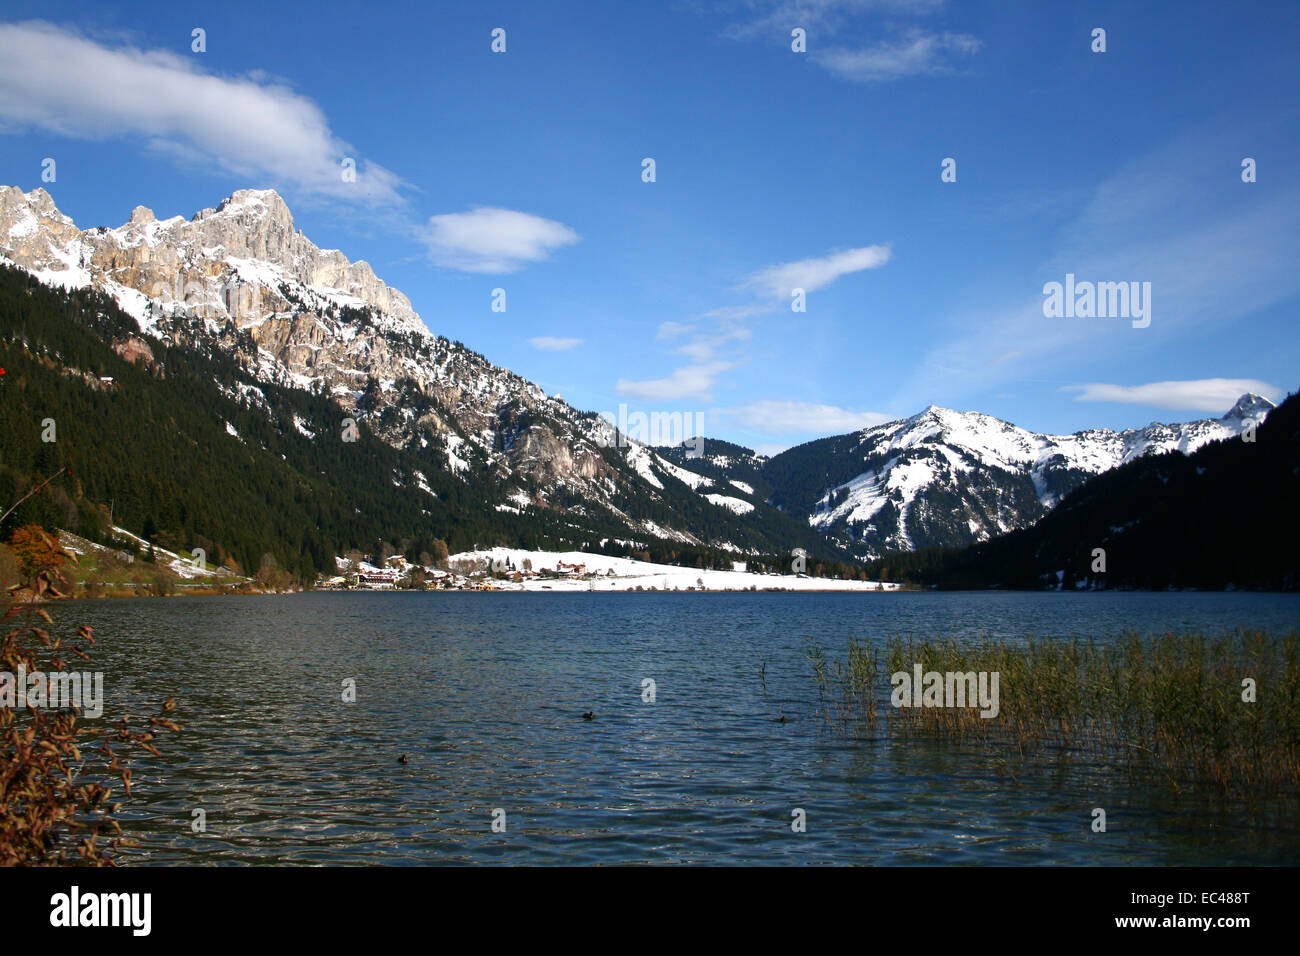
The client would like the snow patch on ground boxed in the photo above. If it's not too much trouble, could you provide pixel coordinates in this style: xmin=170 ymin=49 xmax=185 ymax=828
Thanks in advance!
xmin=624 ymin=443 xmax=664 ymax=489
xmin=447 ymin=548 xmax=898 ymax=592
xmin=704 ymin=494 xmax=755 ymax=515
xmin=657 ymin=457 xmax=712 ymax=490
xmin=446 ymin=433 xmax=469 ymax=474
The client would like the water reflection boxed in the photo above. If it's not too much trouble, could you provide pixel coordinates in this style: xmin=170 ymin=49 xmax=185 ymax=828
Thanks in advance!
xmin=46 ymin=590 xmax=1300 ymax=865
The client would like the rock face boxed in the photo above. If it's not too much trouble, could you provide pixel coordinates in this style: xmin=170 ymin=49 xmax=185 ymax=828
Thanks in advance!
xmin=756 ymin=398 xmax=1274 ymax=558
xmin=0 ymin=184 xmax=1274 ymax=561
xmin=0 ymin=185 xmax=720 ymax=548
xmin=0 ymin=186 xmax=423 ymax=333
xmin=112 ymin=336 xmax=156 ymax=369
xmin=1223 ymin=393 xmax=1275 ymax=422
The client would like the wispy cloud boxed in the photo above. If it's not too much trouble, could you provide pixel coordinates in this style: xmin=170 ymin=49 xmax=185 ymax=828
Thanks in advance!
xmin=627 ymin=244 xmax=887 ymax=407
xmin=0 ymin=21 xmax=404 ymax=204
xmin=699 ymin=303 xmax=781 ymax=321
xmin=720 ymin=399 xmax=890 ymax=435
xmin=675 ymin=325 xmax=752 ymax=362
xmin=656 ymin=321 xmax=696 ymax=340
xmin=893 ymin=119 xmax=1300 ymax=411
xmin=1064 ymin=379 xmax=1282 ymax=413
xmin=423 ymin=207 xmax=580 ymax=274
xmin=616 ymin=362 xmax=733 ymax=403
xmin=722 ymin=0 xmax=946 ymax=41
xmin=742 ymin=245 xmax=891 ymax=297
xmin=529 ymin=336 xmax=584 ymax=352
xmin=719 ymin=1 xmax=978 ymax=83
xmin=627 ymin=314 xmax=753 ymax=403
xmin=815 ymin=30 xmax=981 ymax=83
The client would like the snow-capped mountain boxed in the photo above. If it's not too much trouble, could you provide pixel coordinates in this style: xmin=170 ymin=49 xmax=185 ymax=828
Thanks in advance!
xmin=0 ymin=185 xmax=819 ymax=556
xmin=0 ymin=184 xmax=1275 ymax=562
xmin=756 ymin=396 xmax=1274 ymax=558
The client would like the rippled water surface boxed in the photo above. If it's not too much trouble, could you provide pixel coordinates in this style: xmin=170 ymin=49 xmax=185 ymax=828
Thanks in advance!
xmin=48 ymin=590 xmax=1300 ymax=865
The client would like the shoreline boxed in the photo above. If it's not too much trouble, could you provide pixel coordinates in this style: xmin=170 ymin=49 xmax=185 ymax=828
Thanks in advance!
xmin=36 ymin=532 xmax=1298 ymax=602
xmin=34 ymin=583 xmax=1300 ymax=603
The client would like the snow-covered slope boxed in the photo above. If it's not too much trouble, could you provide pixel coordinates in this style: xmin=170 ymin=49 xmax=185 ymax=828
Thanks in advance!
xmin=763 ymin=397 xmax=1273 ymax=558
xmin=3 ymin=184 xmax=1272 ymax=564
xmin=0 ymin=185 xmax=807 ymax=556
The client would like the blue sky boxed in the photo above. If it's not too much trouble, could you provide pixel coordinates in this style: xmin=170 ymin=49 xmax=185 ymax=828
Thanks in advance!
xmin=0 ymin=0 xmax=1296 ymax=454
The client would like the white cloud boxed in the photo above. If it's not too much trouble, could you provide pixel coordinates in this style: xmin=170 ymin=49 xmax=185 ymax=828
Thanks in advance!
xmin=616 ymin=363 xmax=732 ymax=403
xmin=528 ymin=336 xmax=584 ymax=351
xmin=656 ymin=321 xmax=695 ymax=340
xmin=815 ymin=31 xmax=981 ymax=83
xmin=675 ymin=326 xmax=752 ymax=362
xmin=743 ymin=245 xmax=891 ymax=297
xmin=0 ymin=21 xmax=404 ymax=203
xmin=634 ymin=246 xmax=885 ymax=406
xmin=424 ymin=207 xmax=580 ymax=273
xmin=642 ymin=247 xmax=885 ymax=401
xmin=721 ymin=400 xmax=890 ymax=435
xmin=722 ymin=1 xmax=946 ymax=41
xmin=1064 ymin=379 xmax=1282 ymax=413
xmin=720 ymin=3 xmax=977 ymax=83
xmin=893 ymin=120 xmax=1300 ymax=412
xmin=699 ymin=303 xmax=779 ymax=320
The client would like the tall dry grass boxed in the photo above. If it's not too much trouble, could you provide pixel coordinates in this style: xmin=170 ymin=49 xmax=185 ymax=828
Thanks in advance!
xmin=810 ymin=629 xmax=1300 ymax=793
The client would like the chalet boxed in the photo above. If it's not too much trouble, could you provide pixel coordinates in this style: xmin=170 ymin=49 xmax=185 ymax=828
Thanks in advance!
xmin=356 ymin=568 xmax=401 ymax=589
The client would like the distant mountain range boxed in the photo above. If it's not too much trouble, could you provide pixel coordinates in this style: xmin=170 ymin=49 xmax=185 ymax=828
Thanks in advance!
xmin=872 ymin=390 xmax=1300 ymax=590
xmin=0 ymin=185 xmax=1281 ymax=576
xmin=718 ymin=392 xmax=1273 ymax=559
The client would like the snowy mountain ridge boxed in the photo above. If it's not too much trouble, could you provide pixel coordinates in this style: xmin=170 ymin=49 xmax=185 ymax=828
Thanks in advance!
xmin=0 ymin=184 xmax=1273 ymax=561
xmin=0 ymin=185 xmax=812 ymax=555
xmin=770 ymin=395 xmax=1272 ymax=557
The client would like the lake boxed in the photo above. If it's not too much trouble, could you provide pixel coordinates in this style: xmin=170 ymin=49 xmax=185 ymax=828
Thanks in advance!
xmin=46 ymin=590 xmax=1300 ymax=865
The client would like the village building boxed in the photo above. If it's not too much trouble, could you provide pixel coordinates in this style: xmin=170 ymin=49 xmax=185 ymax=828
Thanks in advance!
xmin=354 ymin=568 xmax=401 ymax=589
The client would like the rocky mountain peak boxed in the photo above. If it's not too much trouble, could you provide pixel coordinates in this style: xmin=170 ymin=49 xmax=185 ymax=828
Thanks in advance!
xmin=0 ymin=183 xmax=642 ymax=533
xmin=209 ymin=188 xmax=293 ymax=225
xmin=793 ymin=393 xmax=1274 ymax=559
xmin=0 ymin=186 xmax=71 ymax=228
xmin=1223 ymin=392 xmax=1276 ymax=421
xmin=2 ymin=183 xmax=1284 ymax=565
xmin=22 ymin=186 xmax=61 ymax=216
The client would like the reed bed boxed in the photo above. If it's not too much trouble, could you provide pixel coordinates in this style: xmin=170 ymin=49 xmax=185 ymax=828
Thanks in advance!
xmin=809 ymin=629 xmax=1300 ymax=793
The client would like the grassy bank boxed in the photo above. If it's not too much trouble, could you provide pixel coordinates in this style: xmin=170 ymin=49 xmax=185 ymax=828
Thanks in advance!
xmin=809 ymin=630 xmax=1300 ymax=793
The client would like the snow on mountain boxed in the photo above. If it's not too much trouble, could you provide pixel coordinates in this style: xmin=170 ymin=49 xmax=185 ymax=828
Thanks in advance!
xmin=1222 ymin=392 xmax=1275 ymax=422
xmin=0 ymin=184 xmax=794 ymax=555
xmin=704 ymin=494 xmax=756 ymax=515
xmin=1 ymin=186 xmax=425 ymax=337
xmin=779 ymin=397 xmax=1274 ymax=558
xmin=2 ymin=183 xmax=1274 ymax=564
xmin=656 ymin=456 xmax=713 ymax=490
xmin=445 ymin=547 xmax=897 ymax=591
